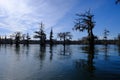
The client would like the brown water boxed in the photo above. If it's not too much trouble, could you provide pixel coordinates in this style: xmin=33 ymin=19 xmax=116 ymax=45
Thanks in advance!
xmin=0 ymin=44 xmax=120 ymax=80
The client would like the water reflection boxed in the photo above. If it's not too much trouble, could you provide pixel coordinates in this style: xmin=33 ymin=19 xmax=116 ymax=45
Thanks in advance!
xmin=0 ymin=44 xmax=120 ymax=80
xmin=25 ymin=45 xmax=30 ymax=56
xmin=15 ymin=45 xmax=20 ymax=54
xmin=103 ymin=45 xmax=109 ymax=60
xmin=39 ymin=45 xmax=46 ymax=68
xmin=76 ymin=45 xmax=95 ymax=77
xmin=39 ymin=46 xmax=46 ymax=60
xmin=49 ymin=45 xmax=53 ymax=61
xmin=59 ymin=45 xmax=72 ymax=56
xmin=22 ymin=45 xmax=30 ymax=57
xmin=14 ymin=45 xmax=21 ymax=61
xmin=117 ymin=45 xmax=120 ymax=56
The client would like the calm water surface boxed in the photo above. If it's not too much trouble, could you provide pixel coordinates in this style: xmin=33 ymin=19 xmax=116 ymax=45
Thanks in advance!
xmin=0 ymin=44 xmax=120 ymax=80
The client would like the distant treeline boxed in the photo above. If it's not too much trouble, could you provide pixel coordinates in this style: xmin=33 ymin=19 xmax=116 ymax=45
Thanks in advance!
xmin=0 ymin=38 xmax=119 ymax=45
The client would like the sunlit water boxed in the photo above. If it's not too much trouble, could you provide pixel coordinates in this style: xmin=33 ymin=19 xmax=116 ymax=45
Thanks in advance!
xmin=0 ymin=44 xmax=120 ymax=80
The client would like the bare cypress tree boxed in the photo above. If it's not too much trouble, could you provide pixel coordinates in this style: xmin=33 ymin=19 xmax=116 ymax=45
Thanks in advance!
xmin=22 ymin=34 xmax=25 ymax=44
xmin=116 ymin=0 xmax=120 ymax=4
xmin=34 ymin=22 xmax=46 ymax=46
xmin=26 ymin=33 xmax=31 ymax=45
xmin=4 ymin=35 xmax=7 ymax=44
xmin=9 ymin=35 xmax=13 ymax=45
xmin=14 ymin=32 xmax=21 ymax=46
xmin=117 ymin=33 xmax=120 ymax=45
xmin=57 ymin=32 xmax=63 ymax=41
xmin=50 ymin=28 xmax=53 ymax=45
xmin=57 ymin=32 xmax=72 ymax=45
xmin=73 ymin=10 xmax=95 ymax=46
xmin=0 ymin=36 xmax=1 ymax=44
xmin=103 ymin=28 xmax=109 ymax=45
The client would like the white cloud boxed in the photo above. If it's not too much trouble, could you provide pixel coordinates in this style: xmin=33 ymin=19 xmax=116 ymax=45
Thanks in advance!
xmin=0 ymin=0 xmax=33 ymax=32
xmin=0 ymin=0 xmax=77 ymax=36
xmin=0 ymin=0 xmax=31 ymax=15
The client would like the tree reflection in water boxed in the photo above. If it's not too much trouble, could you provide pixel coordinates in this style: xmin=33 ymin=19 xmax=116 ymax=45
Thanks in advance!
xmin=25 ymin=45 xmax=30 ymax=56
xmin=15 ymin=45 xmax=20 ymax=54
xmin=117 ymin=45 xmax=120 ymax=56
xmin=49 ymin=45 xmax=53 ymax=61
xmin=75 ymin=45 xmax=96 ymax=77
xmin=22 ymin=45 xmax=30 ymax=57
xmin=39 ymin=46 xmax=46 ymax=60
xmin=59 ymin=45 xmax=72 ymax=56
xmin=103 ymin=45 xmax=109 ymax=60
xmin=39 ymin=45 xmax=46 ymax=68
xmin=14 ymin=44 xmax=21 ymax=61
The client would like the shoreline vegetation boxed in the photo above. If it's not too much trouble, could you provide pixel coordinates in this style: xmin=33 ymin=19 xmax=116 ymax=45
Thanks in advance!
xmin=0 ymin=39 xmax=119 ymax=45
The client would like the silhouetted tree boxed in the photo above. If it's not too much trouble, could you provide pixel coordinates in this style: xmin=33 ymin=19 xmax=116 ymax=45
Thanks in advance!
xmin=34 ymin=22 xmax=46 ymax=46
xmin=22 ymin=34 xmax=25 ymax=44
xmin=117 ymin=33 xmax=120 ymax=45
xmin=116 ymin=0 xmax=120 ymax=4
xmin=49 ymin=28 xmax=53 ymax=45
xmin=0 ymin=36 xmax=1 ymax=44
xmin=26 ymin=33 xmax=31 ymax=45
xmin=14 ymin=32 xmax=21 ymax=46
xmin=103 ymin=28 xmax=109 ymax=45
xmin=73 ymin=10 xmax=95 ymax=46
xmin=57 ymin=32 xmax=63 ymax=41
xmin=9 ymin=35 xmax=13 ymax=45
xmin=22 ymin=33 xmax=30 ymax=45
xmin=3 ymin=35 xmax=7 ymax=44
xmin=4 ymin=35 xmax=7 ymax=40
xmin=57 ymin=32 xmax=72 ymax=45
xmin=118 ymin=34 xmax=120 ymax=39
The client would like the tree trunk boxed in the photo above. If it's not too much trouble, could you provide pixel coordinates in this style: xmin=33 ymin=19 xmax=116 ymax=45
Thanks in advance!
xmin=63 ymin=35 xmax=65 ymax=46
xmin=88 ymin=29 xmax=94 ymax=49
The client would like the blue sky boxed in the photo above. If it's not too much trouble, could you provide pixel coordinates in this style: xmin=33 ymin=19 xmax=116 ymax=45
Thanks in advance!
xmin=0 ymin=0 xmax=119 ymax=40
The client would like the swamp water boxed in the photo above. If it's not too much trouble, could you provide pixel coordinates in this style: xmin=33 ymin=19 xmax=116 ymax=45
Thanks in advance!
xmin=0 ymin=44 xmax=120 ymax=80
